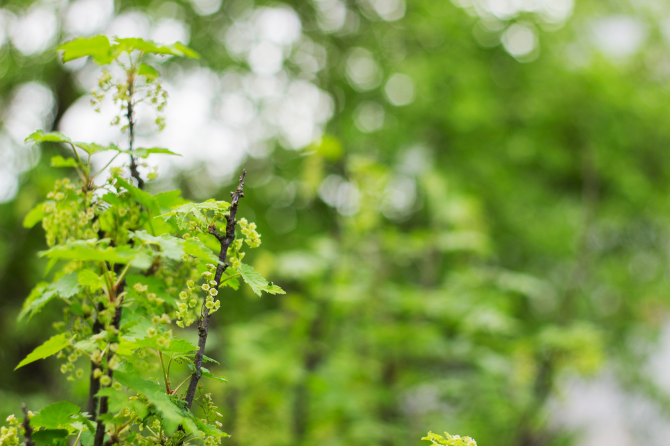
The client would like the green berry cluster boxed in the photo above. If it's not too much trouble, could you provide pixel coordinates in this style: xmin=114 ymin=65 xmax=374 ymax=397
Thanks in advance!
xmin=0 ymin=415 xmax=21 ymax=446
xmin=42 ymin=178 xmax=97 ymax=246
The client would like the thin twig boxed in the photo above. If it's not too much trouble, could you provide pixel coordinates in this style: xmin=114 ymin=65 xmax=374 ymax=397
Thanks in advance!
xmin=184 ymin=169 xmax=246 ymax=409
xmin=21 ymin=404 xmax=34 ymax=446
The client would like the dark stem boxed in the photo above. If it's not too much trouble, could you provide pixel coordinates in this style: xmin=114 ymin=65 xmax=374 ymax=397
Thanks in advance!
xmin=93 ymin=288 xmax=125 ymax=446
xmin=126 ymin=82 xmax=143 ymax=189
xmin=184 ymin=169 xmax=246 ymax=409
xmin=93 ymin=76 xmax=140 ymax=446
xmin=22 ymin=404 xmax=34 ymax=446
xmin=86 ymin=312 xmax=104 ymax=420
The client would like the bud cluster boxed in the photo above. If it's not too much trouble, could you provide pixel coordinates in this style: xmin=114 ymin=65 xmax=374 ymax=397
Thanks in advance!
xmin=43 ymin=178 xmax=97 ymax=246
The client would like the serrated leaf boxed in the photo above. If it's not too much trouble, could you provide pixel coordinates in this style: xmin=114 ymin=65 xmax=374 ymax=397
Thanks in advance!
xmin=19 ymin=282 xmax=57 ymax=321
xmin=124 ymin=337 xmax=199 ymax=354
xmin=75 ymin=142 xmax=120 ymax=154
xmin=52 ymin=272 xmax=81 ymax=298
xmin=172 ymin=42 xmax=200 ymax=59
xmin=155 ymin=190 xmax=185 ymax=210
xmin=193 ymin=417 xmax=227 ymax=438
xmin=113 ymin=362 xmax=198 ymax=435
xmin=203 ymin=355 xmax=220 ymax=365
xmin=130 ymin=147 xmax=181 ymax=158
xmin=139 ymin=63 xmax=160 ymax=80
xmin=50 ymin=156 xmax=79 ymax=168
xmin=39 ymin=241 xmax=153 ymax=269
xmin=198 ymin=366 xmax=227 ymax=382
xmin=132 ymin=231 xmax=184 ymax=261
xmin=78 ymin=269 xmax=102 ymax=292
xmin=115 ymin=38 xmax=199 ymax=59
xmin=115 ymin=177 xmax=160 ymax=215
xmin=220 ymin=272 xmax=239 ymax=290
xmin=32 ymin=428 xmax=69 ymax=446
xmin=183 ymin=238 xmax=219 ymax=264
xmin=238 ymin=263 xmax=286 ymax=296
xmin=23 ymin=202 xmax=46 ymax=228
xmin=15 ymin=333 xmax=71 ymax=370
xmin=96 ymin=387 xmax=148 ymax=419
xmin=26 ymin=130 xmax=72 ymax=145
xmin=31 ymin=401 xmax=80 ymax=429
xmin=58 ymin=36 xmax=114 ymax=64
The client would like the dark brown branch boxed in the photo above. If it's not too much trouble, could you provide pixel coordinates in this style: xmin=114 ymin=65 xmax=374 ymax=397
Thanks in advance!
xmin=22 ymin=404 xmax=34 ymax=446
xmin=86 ymin=313 xmax=104 ymax=420
xmin=126 ymin=81 xmax=143 ymax=189
xmin=93 ymin=286 xmax=125 ymax=446
xmin=184 ymin=169 xmax=246 ymax=409
xmin=93 ymin=76 xmax=139 ymax=446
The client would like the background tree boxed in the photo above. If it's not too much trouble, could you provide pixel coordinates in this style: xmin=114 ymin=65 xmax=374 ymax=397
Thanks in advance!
xmin=1 ymin=0 xmax=670 ymax=445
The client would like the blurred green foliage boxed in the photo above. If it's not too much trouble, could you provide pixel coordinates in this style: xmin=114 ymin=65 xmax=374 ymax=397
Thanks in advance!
xmin=2 ymin=0 xmax=670 ymax=445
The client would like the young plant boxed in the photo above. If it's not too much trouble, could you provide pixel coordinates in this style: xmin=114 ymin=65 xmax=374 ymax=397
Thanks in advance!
xmin=2 ymin=35 xmax=283 ymax=446
xmin=422 ymin=431 xmax=477 ymax=446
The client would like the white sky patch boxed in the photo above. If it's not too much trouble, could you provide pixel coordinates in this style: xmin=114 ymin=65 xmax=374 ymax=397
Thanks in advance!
xmin=248 ymin=41 xmax=285 ymax=75
xmin=591 ymin=15 xmax=647 ymax=59
xmin=188 ymin=0 xmax=222 ymax=16
xmin=255 ymin=7 xmax=302 ymax=46
xmin=354 ymin=101 xmax=385 ymax=133
xmin=368 ymin=0 xmax=406 ymax=22
xmin=346 ymin=47 xmax=382 ymax=91
xmin=151 ymin=18 xmax=190 ymax=45
xmin=384 ymin=73 xmax=415 ymax=106
xmin=106 ymin=11 xmax=151 ymax=39
xmin=63 ymin=0 xmax=114 ymax=37
xmin=313 ymin=0 xmax=347 ymax=33
xmin=455 ymin=0 xmax=573 ymax=24
xmin=10 ymin=5 xmax=59 ymax=56
xmin=0 ymin=82 xmax=54 ymax=203
xmin=382 ymin=174 xmax=416 ymax=220
xmin=0 ymin=10 xmax=17 ymax=49
xmin=318 ymin=174 xmax=360 ymax=216
xmin=502 ymin=23 xmax=538 ymax=59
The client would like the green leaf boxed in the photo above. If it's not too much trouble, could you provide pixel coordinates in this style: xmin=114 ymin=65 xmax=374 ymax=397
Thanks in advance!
xmin=113 ymin=362 xmax=198 ymax=435
xmin=78 ymin=269 xmax=102 ymax=292
xmin=50 ymin=156 xmax=79 ymax=168
xmin=132 ymin=231 xmax=184 ymax=261
xmin=114 ymin=38 xmax=199 ymax=59
xmin=123 ymin=336 xmax=198 ymax=354
xmin=155 ymin=190 xmax=185 ymax=210
xmin=31 ymin=401 xmax=80 ymax=429
xmin=96 ymin=387 xmax=148 ymax=419
xmin=39 ymin=241 xmax=153 ymax=269
xmin=203 ymin=355 xmax=220 ymax=365
xmin=52 ymin=272 xmax=81 ymax=298
xmin=238 ymin=263 xmax=286 ymax=296
xmin=23 ymin=202 xmax=46 ymax=228
xmin=25 ymin=130 xmax=72 ymax=145
xmin=172 ymin=42 xmax=200 ymax=59
xmin=115 ymin=177 xmax=160 ymax=215
xmin=130 ymin=147 xmax=181 ymax=158
xmin=139 ymin=63 xmax=160 ymax=81
xmin=32 ymin=429 xmax=69 ymax=446
xmin=58 ymin=36 xmax=114 ymax=64
xmin=183 ymin=238 xmax=219 ymax=264
xmin=15 ymin=333 xmax=71 ymax=370
xmin=200 ymin=366 xmax=227 ymax=382
xmin=19 ymin=282 xmax=57 ymax=321
xmin=75 ymin=142 xmax=120 ymax=155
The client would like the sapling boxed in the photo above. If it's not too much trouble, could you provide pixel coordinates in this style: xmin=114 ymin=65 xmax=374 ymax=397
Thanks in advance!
xmin=1 ymin=35 xmax=283 ymax=446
